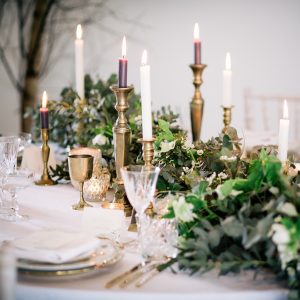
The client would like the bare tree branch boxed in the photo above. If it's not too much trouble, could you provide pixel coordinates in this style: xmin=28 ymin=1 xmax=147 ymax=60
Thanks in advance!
xmin=15 ymin=0 xmax=27 ymax=59
xmin=0 ymin=47 xmax=23 ymax=93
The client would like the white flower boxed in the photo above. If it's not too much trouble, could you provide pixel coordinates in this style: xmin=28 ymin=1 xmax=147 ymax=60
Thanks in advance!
xmin=183 ymin=167 xmax=190 ymax=174
xmin=183 ymin=140 xmax=195 ymax=150
xmin=270 ymin=223 xmax=295 ymax=269
xmin=197 ymin=150 xmax=204 ymax=155
xmin=160 ymin=140 xmax=176 ymax=153
xmin=173 ymin=196 xmax=196 ymax=222
xmin=220 ymin=155 xmax=237 ymax=162
xmin=278 ymin=203 xmax=298 ymax=217
xmin=92 ymin=134 xmax=108 ymax=146
xmin=269 ymin=187 xmax=279 ymax=195
xmin=74 ymin=98 xmax=80 ymax=107
xmin=134 ymin=115 xmax=142 ymax=126
xmin=271 ymin=223 xmax=290 ymax=245
xmin=207 ymin=172 xmax=216 ymax=186
xmin=218 ymin=172 xmax=228 ymax=180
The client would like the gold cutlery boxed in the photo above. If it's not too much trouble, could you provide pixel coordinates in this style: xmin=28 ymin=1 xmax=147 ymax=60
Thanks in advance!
xmin=105 ymin=261 xmax=150 ymax=288
xmin=119 ymin=262 xmax=158 ymax=288
xmin=135 ymin=268 xmax=159 ymax=287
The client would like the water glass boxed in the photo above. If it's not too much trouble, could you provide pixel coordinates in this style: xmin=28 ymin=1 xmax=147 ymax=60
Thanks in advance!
xmin=139 ymin=215 xmax=178 ymax=260
xmin=2 ymin=169 xmax=34 ymax=221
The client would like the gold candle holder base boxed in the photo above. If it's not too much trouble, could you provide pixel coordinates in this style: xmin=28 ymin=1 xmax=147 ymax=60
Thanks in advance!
xmin=35 ymin=129 xmax=56 ymax=186
xmin=222 ymin=106 xmax=234 ymax=131
xmin=101 ymin=202 xmax=124 ymax=210
xmin=110 ymin=85 xmax=134 ymax=217
xmin=138 ymin=138 xmax=155 ymax=168
xmin=190 ymin=64 xmax=207 ymax=145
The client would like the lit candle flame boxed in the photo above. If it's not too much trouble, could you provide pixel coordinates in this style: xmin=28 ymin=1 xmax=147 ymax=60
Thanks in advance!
xmin=42 ymin=91 xmax=48 ymax=108
xmin=122 ymin=36 xmax=126 ymax=57
xmin=283 ymin=99 xmax=288 ymax=119
xmin=225 ymin=52 xmax=231 ymax=70
xmin=76 ymin=24 xmax=82 ymax=40
xmin=194 ymin=23 xmax=199 ymax=40
xmin=141 ymin=49 xmax=147 ymax=65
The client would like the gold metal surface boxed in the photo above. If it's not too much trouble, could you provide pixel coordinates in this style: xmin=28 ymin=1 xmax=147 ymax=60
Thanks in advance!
xmin=222 ymin=106 xmax=233 ymax=131
xmin=68 ymin=154 xmax=93 ymax=210
xmin=190 ymin=64 xmax=207 ymax=145
xmin=138 ymin=138 xmax=155 ymax=168
xmin=35 ymin=129 xmax=56 ymax=186
xmin=110 ymin=85 xmax=134 ymax=216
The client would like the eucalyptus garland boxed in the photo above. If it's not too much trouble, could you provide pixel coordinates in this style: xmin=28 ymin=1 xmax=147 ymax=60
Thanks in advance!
xmin=164 ymin=150 xmax=300 ymax=300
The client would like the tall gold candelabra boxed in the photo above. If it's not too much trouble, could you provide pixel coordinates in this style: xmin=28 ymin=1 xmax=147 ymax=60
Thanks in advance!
xmin=35 ymin=129 xmax=56 ymax=186
xmin=222 ymin=106 xmax=234 ymax=131
xmin=190 ymin=64 xmax=206 ymax=145
xmin=110 ymin=85 xmax=134 ymax=217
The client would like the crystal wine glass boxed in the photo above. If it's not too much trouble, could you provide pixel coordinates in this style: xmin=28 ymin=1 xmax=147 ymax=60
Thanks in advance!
xmin=3 ymin=169 xmax=34 ymax=221
xmin=0 ymin=137 xmax=20 ymax=220
xmin=121 ymin=165 xmax=160 ymax=259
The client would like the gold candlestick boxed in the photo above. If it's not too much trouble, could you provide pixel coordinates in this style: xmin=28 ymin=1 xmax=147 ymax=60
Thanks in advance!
xmin=109 ymin=85 xmax=134 ymax=216
xmin=222 ymin=106 xmax=234 ymax=130
xmin=190 ymin=63 xmax=207 ymax=145
xmin=138 ymin=138 xmax=155 ymax=168
xmin=138 ymin=137 xmax=155 ymax=221
xmin=35 ymin=129 xmax=56 ymax=186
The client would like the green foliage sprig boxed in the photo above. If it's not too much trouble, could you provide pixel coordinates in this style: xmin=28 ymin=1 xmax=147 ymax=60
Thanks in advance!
xmin=165 ymin=151 xmax=300 ymax=299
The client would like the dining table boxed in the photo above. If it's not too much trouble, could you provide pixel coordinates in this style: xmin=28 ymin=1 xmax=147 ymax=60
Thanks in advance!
xmin=0 ymin=183 xmax=289 ymax=300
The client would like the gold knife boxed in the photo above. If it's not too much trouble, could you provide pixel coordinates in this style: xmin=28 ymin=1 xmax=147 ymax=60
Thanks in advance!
xmin=105 ymin=261 xmax=150 ymax=288
xmin=119 ymin=262 xmax=158 ymax=288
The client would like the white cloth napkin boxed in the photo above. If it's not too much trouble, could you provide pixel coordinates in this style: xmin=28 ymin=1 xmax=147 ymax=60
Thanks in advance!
xmin=21 ymin=144 xmax=57 ymax=174
xmin=13 ymin=230 xmax=101 ymax=264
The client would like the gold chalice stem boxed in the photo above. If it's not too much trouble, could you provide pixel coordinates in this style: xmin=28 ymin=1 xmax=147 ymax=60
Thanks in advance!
xmin=72 ymin=181 xmax=92 ymax=210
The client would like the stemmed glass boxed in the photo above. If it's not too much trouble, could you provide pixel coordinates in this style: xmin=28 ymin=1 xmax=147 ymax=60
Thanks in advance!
xmin=121 ymin=165 xmax=160 ymax=259
xmin=0 ymin=137 xmax=20 ymax=220
xmin=3 ymin=169 xmax=34 ymax=221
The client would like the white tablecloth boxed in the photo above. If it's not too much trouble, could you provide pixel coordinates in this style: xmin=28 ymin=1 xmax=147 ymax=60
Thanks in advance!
xmin=0 ymin=184 xmax=288 ymax=300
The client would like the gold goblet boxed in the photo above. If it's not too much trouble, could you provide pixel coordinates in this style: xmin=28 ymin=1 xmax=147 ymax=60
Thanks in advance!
xmin=68 ymin=154 xmax=93 ymax=210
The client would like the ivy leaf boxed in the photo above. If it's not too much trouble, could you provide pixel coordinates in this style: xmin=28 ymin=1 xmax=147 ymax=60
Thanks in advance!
xmin=222 ymin=134 xmax=233 ymax=150
xmin=192 ymin=181 xmax=209 ymax=196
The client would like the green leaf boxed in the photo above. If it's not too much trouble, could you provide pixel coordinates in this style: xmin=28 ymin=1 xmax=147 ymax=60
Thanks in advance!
xmin=208 ymin=229 xmax=221 ymax=248
xmin=221 ymin=216 xmax=244 ymax=238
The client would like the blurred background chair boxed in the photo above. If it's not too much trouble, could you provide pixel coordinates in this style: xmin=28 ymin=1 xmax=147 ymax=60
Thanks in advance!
xmin=244 ymin=89 xmax=300 ymax=159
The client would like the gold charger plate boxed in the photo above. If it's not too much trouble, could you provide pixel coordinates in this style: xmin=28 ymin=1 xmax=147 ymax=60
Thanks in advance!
xmin=18 ymin=238 xmax=123 ymax=280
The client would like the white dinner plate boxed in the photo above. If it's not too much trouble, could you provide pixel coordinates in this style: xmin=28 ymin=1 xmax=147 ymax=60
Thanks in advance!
xmin=17 ymin=238 xmax=122 ymax=278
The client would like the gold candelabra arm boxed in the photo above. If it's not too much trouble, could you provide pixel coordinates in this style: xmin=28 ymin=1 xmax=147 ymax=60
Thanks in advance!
xmin=190 ymin=64 xmax=207 ymax=145
xmin=35 ymin=129 xmax=56 ymax=186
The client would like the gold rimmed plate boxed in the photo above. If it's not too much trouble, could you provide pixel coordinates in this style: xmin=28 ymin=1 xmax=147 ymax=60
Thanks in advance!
xmin=17 ymin=238 xmax=123 ymax=280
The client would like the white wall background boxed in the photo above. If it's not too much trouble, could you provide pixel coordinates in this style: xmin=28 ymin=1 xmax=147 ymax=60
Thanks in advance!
xmin=1 ymin=0 xmax=300 ymax=141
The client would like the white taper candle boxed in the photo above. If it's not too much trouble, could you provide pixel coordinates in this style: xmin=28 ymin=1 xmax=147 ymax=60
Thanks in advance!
xmin=140 ymin=50 xmax=153 ymax=140
xmin=75 ymin=24 xmax=84 ymax=99
xmin=278 ymin=100 xmax=289 ymax=162
xmin=223 ymin=52 xmax=232 ymax=108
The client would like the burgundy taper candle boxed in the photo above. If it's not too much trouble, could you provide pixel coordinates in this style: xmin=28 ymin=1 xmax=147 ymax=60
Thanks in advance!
xmin=194 ymin=23 xmax=201 ymax=64
xmin=40 ymin=91 xmax=49 ymax=129
xmin=118 ymin=36 xmax=128 ymax=88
